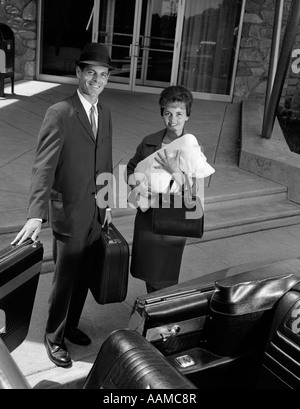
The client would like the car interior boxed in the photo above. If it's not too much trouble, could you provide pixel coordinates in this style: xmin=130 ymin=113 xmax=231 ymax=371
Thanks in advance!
xmin=1 ymin=239 xmax=300 ymax=389
xmin=83 ymin=259 xmax=300 ymax=389
xmin=0 ymin=239 xmax=44 ymax=389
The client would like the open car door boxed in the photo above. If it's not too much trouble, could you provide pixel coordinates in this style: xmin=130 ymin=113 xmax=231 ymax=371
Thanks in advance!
xmin=0 ymin=239 xmax=43 ymax=389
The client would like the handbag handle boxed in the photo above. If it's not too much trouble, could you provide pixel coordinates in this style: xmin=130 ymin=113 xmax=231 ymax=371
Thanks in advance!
xmin=183 ymin=173 xmax=193 ymax=201
xmin=166 ymin=172 xmax=194 ymax=200
xmin=159 ymin=173 xmax=195 ymax=209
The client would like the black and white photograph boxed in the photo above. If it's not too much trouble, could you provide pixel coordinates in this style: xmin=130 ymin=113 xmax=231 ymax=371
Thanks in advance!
xmin=0 ymin=0 xmax=300 ymax=392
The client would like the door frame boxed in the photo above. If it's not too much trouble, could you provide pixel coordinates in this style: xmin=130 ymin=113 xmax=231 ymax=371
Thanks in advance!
xmin=93 ymin=0 xmax=182 ymax=93
xmin=131 ymin=0 xmax=183 ymax=93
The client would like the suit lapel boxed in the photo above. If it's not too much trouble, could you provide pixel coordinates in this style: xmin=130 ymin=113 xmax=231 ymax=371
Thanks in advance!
xmin=72 ymin=93 xmax=96 ymax=143
xmin=96 ymin=104 xmax=103 ymax=141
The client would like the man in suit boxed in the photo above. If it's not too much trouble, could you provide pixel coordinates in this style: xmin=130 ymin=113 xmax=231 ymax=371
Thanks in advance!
xmin=12 ymin=43 xmax=113 ymax=367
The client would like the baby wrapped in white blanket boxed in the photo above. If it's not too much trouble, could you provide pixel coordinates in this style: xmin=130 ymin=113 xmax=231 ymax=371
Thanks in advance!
xmin=128 ymin=133 xmax=215 ymax=211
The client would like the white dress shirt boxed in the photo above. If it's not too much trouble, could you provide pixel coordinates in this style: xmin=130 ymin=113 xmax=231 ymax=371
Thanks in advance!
xmin=77 ymin=89 xmax=98 ymax=130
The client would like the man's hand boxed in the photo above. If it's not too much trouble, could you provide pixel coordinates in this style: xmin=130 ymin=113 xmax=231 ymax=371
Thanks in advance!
xmin=102 ymin=208 xmax=112 ymax=228
xmin=11 ymin=219 xmax=42 ymax=245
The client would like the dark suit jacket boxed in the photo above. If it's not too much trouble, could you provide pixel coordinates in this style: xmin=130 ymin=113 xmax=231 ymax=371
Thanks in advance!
xmin=27 ymin=92 xmax=113 ymax=237
xmin=126 ymin=129 xmax=166 ymax=181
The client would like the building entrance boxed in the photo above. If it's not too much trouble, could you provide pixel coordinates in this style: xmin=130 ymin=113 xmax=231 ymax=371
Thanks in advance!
xmin=94 ymin=0 xmax=179 ymax=90
xmin=39 ymin=0 xmax=244 ymax=101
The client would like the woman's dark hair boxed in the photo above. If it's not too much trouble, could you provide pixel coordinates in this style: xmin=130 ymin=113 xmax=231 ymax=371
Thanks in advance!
xmin=159 ymin=85 xmax=193 ymax=117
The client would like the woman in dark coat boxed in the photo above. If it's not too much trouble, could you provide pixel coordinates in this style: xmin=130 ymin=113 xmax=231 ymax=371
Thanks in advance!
xmin=126 ymin=85 xmax=194 ymax=293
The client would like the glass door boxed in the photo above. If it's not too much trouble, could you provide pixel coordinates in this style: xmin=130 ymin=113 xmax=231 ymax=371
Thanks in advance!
xmin=38 ymin=0 xmax=243 ymax=101
xmin=94 ymin=0 xmax=179 ymax=91
xmin=95 ymin=0 xmax=137 ymax=86
xmin=39 ymin=0 xmax=94 ymax=78
xmin=134 ymin=0 xmax=179 ymax=88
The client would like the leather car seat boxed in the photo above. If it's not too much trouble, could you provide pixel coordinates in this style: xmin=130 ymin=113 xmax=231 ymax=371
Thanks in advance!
xmin=83 ymin=328 xmax=197 ymax=389
xmin=83 ymin=270 xmax=300 ymax=389
xmin=256 ymin=282 xmax=300 ymax=388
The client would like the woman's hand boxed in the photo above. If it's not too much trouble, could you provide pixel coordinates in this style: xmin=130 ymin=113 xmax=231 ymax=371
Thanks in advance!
xmin=154 ymin=149 xmax=181 ymax=175
xmin=154 ymin=149 xmax=184 ymax=187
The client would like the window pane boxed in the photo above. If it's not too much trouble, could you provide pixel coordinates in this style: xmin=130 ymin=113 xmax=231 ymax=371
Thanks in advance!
xmin=178 ymin=0 xmax=242 ymax=95
xmin=40 ymin=0 xmax=94 ymax=76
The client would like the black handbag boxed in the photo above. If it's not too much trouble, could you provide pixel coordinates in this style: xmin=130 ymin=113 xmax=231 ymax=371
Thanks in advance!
xmin=152 ymin=177 xmax=204 ymax=238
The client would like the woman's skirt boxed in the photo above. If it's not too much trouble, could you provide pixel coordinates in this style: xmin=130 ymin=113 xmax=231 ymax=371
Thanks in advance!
xmin=130 ymin=208 xmax=186 ymax=289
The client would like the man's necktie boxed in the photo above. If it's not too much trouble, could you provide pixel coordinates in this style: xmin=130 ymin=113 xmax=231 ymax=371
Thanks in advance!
xmin=90 ymin=105 xmax=97 ymax=138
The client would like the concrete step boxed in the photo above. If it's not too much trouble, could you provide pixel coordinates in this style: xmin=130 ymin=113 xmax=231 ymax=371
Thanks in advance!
xmin=0 ymin=178 xmax=286 ymax=235
xmin=115 ymin=193 xmax=300 ymax=245
xmin=204 ymin=179 xmax=287 ymax=203
xmin=1 ymin=181 xmax=300 ymax=275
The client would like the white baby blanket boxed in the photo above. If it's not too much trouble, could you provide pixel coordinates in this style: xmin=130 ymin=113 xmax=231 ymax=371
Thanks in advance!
xmin=128 ymin=133 xmax=215 ymax=211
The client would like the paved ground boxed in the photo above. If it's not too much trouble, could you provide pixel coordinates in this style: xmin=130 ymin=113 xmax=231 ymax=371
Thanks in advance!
xmin=1 ymin=80 xmax=300 ymax=389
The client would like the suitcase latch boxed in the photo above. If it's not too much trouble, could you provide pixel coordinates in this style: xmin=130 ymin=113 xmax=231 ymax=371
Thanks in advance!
xmin=160 ymin=324 xmax=181 ymax=341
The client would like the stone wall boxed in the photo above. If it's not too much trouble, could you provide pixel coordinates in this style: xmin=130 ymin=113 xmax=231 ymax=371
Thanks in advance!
xmin=234 ymin=0 xmax=300 ymax=115
xmin=0 ymin=0 xmax=37 ymax=79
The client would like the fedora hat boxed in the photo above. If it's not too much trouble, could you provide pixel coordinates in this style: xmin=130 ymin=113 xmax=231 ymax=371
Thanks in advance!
xmin=77 ymin=43 xmax=112 ymax=69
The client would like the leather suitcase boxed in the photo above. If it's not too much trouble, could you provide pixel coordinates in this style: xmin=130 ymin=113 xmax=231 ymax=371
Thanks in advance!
xmin=89 ymin=223 xmax=129 ymax=305
xmin=83 ymin=328 xmax=197 ymax=389
xmin=0 ymin=239 xmax=44 ymax=352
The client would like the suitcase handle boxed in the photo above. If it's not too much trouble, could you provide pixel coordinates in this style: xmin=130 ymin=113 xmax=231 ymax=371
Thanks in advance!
xmin=0 ymin=239 xmax=39 ymax=264
xmin=103 ymin=222 xmax=122 ymax=244
xmin=103 ymin=222 xmax=110 ymax=234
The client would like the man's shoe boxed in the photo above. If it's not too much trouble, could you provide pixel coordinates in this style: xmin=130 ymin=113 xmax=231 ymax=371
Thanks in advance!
xmin=65 ymin=327 xmax=91 ymax=346
xmin=44 ymin=335 xmax=72 ymax=368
